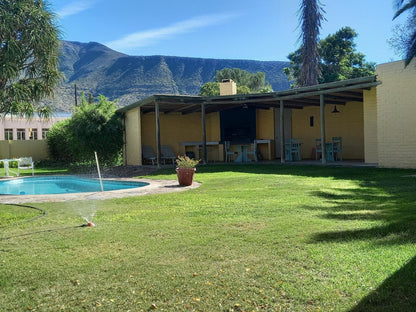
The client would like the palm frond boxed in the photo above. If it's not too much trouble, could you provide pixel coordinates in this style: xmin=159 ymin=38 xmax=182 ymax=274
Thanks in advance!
xmin=393 ymin=0 xmax=416 ymax=19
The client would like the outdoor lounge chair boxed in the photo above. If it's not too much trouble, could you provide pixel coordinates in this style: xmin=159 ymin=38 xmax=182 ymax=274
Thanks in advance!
xmin=142 ymin=145 xmax=157 ymax=165
xmin=161 ymin=145 xmax=176 ymax=164
xmin=17 ymin=157 xmax=34 ymax=176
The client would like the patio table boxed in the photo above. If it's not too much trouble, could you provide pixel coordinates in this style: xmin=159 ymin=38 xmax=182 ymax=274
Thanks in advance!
xmin=234 ymin=144 xmax=251 ymax=162
xmin=179 ymin=141 xmax=220 ymax=161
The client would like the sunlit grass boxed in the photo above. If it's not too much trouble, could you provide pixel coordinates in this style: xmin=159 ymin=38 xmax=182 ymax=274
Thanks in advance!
xmin=0 ymin=164 xmax=68 ymax=177
xmin=1 ymin=164 xmax=416 ymax=311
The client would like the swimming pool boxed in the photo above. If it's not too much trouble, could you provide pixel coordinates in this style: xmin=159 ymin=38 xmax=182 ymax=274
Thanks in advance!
xmin=0 ymin=176 xmax=149 ymax=195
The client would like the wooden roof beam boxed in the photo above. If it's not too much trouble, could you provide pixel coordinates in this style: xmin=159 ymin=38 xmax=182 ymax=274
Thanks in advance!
xmin=204 ymin=95 xmax=278 ymax=106
xmin=276 ymin=75 xmax=377 ymax=97
xmin=141 ymin=107 xmax=155 ymax=114
xmin=163 ymin=104 xmax=197 ymax=114
xmin=277 ymin=81 xmax=380 ymax=101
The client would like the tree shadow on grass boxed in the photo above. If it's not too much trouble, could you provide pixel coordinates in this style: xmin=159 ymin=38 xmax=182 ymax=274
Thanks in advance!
xmin=309 ymin=187 xmax=416 ymax=245
xmin=151 ymin=164 xmax=416 ymax=310
xmin=348 ymin=255 xmax=416 ymax=312
xmin=301 ymin=168 xmax=416 ymax=311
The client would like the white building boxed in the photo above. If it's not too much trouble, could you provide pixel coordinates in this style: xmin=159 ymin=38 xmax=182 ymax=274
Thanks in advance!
xmin=0 ymin=113 xmax=71 ymax=141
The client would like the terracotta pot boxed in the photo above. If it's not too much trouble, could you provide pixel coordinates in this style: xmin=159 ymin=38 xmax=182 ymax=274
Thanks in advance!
xmin=176 ymin=168 xmax=196 ymax=186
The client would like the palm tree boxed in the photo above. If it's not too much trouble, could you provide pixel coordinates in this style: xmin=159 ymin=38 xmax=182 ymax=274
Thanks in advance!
xmin=298 ymin=0 xmax=325 ymax=86
xmin=0 ymin=0 xmax=62 ymax=117
xmin=393 ymin=0 xmax=416 ymax=66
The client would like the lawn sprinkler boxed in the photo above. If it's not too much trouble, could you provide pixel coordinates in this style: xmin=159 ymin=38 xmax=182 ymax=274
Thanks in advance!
xmin=81 ymin=220 xmax=95 ymax=227
xmin=82 ymin=215 xmax=96 ymax=227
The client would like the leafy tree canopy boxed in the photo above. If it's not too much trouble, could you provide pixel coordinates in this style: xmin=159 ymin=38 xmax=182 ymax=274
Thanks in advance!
xmin=284 ymin=27 xmax=375 ymax=88
xmin=47 ymin=93 xmax=123 ymax=166
xmin=199 ymin=82 xmax=220 ymax=96
xmin=199 ymin=68 xmax=272 ymax=96
xmin=0 ymin=0 xmax=61 ymax=118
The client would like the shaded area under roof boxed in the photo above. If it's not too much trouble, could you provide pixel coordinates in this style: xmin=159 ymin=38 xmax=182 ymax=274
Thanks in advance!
xmin=118 ymin=75 xmax=380 ymax=115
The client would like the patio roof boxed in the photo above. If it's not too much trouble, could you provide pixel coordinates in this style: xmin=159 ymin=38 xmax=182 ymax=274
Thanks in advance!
xmin=119 ymin=75 xmax=381 ymax=167
xmin=118 ymin=75 xmax=380 ymax=115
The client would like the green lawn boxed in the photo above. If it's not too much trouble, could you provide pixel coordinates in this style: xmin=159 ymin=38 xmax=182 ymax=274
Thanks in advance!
xmin=0 ymin=164 xmax=69 ymax=178
xmin=1 ymin=164 xmax=416 ymax=311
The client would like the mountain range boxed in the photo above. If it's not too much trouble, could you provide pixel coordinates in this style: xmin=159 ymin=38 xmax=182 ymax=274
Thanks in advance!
xmin=47 ymin=41 xmax=291 ymax=112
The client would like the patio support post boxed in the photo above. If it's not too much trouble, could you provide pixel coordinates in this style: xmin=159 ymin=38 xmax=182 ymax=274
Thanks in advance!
xmin=155 ymin=101 xmax=161 ymax=168
xmin=280 ymin=100 xmax=285 ymax=163
xmin=201 ymin=103 xmax=207 ymax=164
xmin=320 ymin=94 xmax=327 ymax=165
xmin=122 ymin=114 xmax=127 ymax=165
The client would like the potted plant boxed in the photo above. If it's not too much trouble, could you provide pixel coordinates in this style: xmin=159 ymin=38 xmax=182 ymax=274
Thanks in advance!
xmin=176 ymin=155 xmax=199 ymax=186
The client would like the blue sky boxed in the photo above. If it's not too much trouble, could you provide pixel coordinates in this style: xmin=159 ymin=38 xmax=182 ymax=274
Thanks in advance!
xmin=49 ymin=0 xmax=406 ymax=65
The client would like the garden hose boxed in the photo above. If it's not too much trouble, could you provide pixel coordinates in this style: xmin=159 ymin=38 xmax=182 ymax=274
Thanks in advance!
xmin=0 ymin=203 xmax=46 ymax=229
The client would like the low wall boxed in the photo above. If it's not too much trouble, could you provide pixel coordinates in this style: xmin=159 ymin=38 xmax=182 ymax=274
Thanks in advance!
xmin=0 ymin=140 xmax=48 ymax=161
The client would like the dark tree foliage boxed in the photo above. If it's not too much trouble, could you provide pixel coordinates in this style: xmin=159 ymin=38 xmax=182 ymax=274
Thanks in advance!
xmin=0 ymin=0 xmax=62 ymax=117
xmin=199 ymin=82 xmax=220 ymax=96
xmin=393 ymin=0 xmax=416 ymax=66
xmin=298 ymin=0 xmax=325 ymax=86
xmin=284 ymin=27 xmax=375 ymax=87
xmin=199 ymin=68 xmax=272 ymax=96
xmin=214 ymin=68 xmax=268 ymax=92
xmin=47 ymin=94 xmax=123 ymax=166
xmin=46 ymin=119 xmax=74 ymax=163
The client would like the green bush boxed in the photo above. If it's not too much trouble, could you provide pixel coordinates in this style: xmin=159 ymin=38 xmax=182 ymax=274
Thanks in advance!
xmin=47 ymin=119 xmax=74 ymax=163
xmin=47 ymin=94 xmax=123 ymax=166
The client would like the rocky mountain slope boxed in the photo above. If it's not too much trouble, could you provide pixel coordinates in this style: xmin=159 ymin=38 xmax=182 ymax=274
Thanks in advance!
xmin=47 ymin=41 xmax=290 ymax=112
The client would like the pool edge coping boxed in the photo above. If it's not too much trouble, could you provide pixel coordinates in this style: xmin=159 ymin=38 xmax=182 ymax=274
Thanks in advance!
xmin=0 ymin=176 xmax=201 ymax=204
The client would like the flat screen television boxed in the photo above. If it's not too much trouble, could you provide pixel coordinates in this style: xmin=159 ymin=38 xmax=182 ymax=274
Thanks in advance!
xmin=220 ymin=107 xmax=256 ymax=144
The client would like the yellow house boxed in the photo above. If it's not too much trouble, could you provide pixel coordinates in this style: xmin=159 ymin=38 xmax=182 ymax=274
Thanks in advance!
xmin=118 ymin=60 xmax=416 ymax=169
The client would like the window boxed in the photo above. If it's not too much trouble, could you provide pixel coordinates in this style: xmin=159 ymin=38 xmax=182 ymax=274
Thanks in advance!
xmin=17 ymin=128 xmax=25 ymax=140
xmin=29 ymin=128 xmax=38 ymax=140
xmin=4 ymin=128 xmax=13 ymax=140
xmin=310 ymin=116 xmax=314 ymax=127
xmin=42 ymin=128 xmax=49 ymax=139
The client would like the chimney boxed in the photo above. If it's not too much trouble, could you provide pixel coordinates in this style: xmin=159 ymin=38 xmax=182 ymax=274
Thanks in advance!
xmin=219 ymin=79 xmax=237 ymax=96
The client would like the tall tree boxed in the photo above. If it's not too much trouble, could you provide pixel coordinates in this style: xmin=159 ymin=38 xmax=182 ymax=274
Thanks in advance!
xmin=393 ymin=0 xmax=416 ymax=66
xmin=284 ymin=27 xmax=375 ymax=87
xmin=0 ymin=0 xmax=61 ymax=117
xmin=298 ymin=0 xmax=325 ymax=86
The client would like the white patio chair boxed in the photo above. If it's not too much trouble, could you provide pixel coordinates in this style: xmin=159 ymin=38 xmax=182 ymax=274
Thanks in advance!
xmin=285 ymin=139 xmax=302 ymax=161
xmin=224 ymin=141 xmax=237 ymax=162
xmin=17 ymin=157 xmax=34 ymax=176
xmin=246 ymin=140 xmax=258 ymax=162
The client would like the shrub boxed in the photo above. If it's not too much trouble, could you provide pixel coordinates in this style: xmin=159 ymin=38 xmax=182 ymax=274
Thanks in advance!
xmin=47 ymin=119 xmax=74 ymax=163
xmin=47 ymin=94 xmax=123 ymax=166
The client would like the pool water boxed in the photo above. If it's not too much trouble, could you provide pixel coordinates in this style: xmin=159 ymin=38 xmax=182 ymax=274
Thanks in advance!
xmin=0 ymin=176 xmax=148 ymax=195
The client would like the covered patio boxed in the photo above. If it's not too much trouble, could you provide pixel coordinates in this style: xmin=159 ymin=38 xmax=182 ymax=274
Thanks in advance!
xmin=119 ymin=75 xmax=380 ymax=167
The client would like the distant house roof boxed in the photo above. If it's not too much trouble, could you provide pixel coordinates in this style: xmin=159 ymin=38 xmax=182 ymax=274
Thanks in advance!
xmin=118 ymin=75 xmax=380 ymax=115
